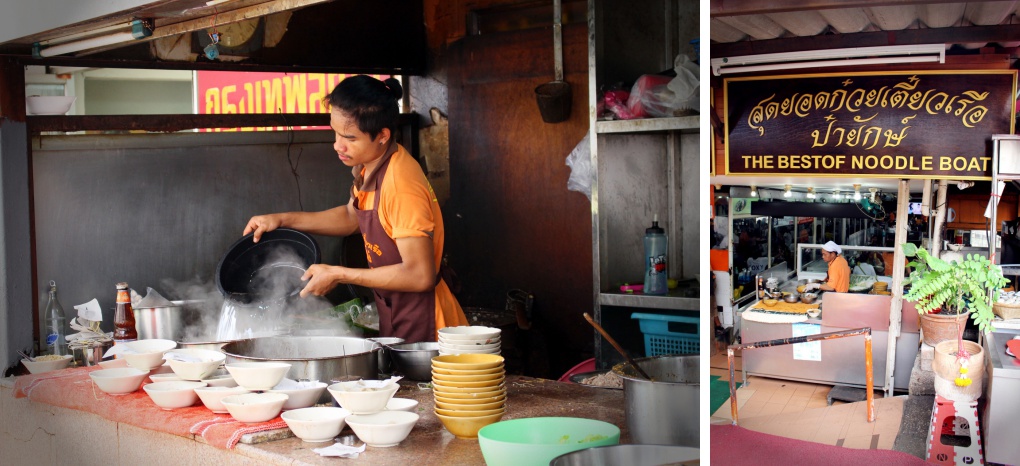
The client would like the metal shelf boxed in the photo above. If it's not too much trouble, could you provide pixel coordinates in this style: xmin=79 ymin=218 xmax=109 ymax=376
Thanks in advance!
xmin=595 ymin=116 xmax=699 ymax=134
xmin=599 ymin=291 xmax=699 ymax=311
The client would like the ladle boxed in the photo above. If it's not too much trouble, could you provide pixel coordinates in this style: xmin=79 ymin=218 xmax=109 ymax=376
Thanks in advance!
xmin=582 ymin=312 xmax=651 ymax=380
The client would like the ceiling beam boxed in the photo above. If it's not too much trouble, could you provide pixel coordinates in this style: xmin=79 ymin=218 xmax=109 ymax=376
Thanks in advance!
xmin=711 ymin=0 xmax=976 ymax=17
xmin=711 ymin=24 xmax=1020 ymax=57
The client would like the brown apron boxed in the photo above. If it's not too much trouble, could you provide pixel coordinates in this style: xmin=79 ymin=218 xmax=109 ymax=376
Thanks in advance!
xmin=354 ymin=154 xmax=437 ymax=343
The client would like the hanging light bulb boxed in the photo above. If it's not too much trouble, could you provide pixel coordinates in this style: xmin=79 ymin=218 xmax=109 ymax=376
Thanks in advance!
xmin=853 ymin=184 xmax=862 ymax=200
xmin=783 ymin=185 xmax=792 ymax=198
xmin=806 ymin=187 xmax=816 ymax=199
xmin=869 ymin=187 xmax=879 ymax=202
xmin=832 ymin=189 xmax=841 ymax=200
xmin=750 ymin=185 xmax=758 ymax=197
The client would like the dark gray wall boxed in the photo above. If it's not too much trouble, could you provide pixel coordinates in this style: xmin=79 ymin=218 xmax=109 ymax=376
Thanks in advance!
xmin=31 ymin=130 xmax=351 ymax=340
xmin=0 ymin=120 xmax=33 ymax=369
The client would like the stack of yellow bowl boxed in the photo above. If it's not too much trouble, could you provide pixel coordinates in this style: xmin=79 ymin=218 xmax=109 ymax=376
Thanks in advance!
xmin=431 ymin=353 xmax=506 ymax=439
xmin=873 ymin=281 xmax=890 ymax=295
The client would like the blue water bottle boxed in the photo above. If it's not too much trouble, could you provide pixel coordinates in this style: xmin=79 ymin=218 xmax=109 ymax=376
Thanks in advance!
xmin=643 ymin=215 xmax=668 ymax=295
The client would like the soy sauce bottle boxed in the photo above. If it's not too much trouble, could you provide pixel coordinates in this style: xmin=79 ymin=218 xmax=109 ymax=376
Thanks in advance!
xmin=113 ymin=282 xmax=137 ymax=344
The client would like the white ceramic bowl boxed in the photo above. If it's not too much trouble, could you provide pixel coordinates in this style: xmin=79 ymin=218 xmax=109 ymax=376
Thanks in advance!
xmin=89 ymin=367 xmax=149 ymax=395
xmin=166 ymin=349 xmax=226 ymax=381
xmin=268 ymin=380 xmax=328 ymax=411
xmin=142 ymin=381 xmax=206 ymax=409
xmin=440 ymin=341 xmax=501 ymax=351
xmin=26 ymin=96 xmax=75 ymax=115
xmin=201 ymin=374 xmax=238 ymax=388
xmin=345 ymin=411 xmax=419 ymax=447
xmin=438 ymin=326 xmax=501 ymax=343
xmin=149 ymin=373 xmax=182 ymax=383
xmin=439 ymin=347 xmax=501 ymax=356
xmin=195 ymin=386 xmax=252 ymax=413
xmin=21 ymin=355 xmax=73 ymax=374
xmin=221 ymin=392 xmax=289 ymax=423
xmin=122 ymin=339 xmax=177 ymax=371
xmin=225 ymin=362 xmax=291 ymax=390
xmin=807 ymin=308 xmax=821 ymax=319
xmin=327 ymin=381 xmax=400 ymax=415
xmin=386 ymin=397 xmax=420 ymax=413
xmin=281 ymin=407 xmax=352 ymax=443
xmin=97 ymin=358 xmax=129 ymax=369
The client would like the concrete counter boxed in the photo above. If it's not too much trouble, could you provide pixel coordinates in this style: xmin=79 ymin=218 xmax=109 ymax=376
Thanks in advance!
xmin=0 ymin=374 xmax=628 ymax=465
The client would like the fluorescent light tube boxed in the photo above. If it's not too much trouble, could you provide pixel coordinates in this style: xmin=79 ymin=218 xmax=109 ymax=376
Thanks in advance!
xmin=712 ymin=44 xmax=946 ymax=76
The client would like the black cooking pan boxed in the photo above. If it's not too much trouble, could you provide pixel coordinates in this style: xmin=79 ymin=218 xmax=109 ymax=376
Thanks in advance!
xmin=216 ymin=228 xmax=320 ymax=304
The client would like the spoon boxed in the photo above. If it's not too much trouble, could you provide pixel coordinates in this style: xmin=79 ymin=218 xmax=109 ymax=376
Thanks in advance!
xmin=582 ymin=312 xmax=651 ymax=380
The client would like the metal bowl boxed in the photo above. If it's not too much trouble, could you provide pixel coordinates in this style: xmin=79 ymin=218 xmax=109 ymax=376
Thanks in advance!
xmin=387 ymin=342 xmax=440 ymax=381
xmin=551 ymin=444 xmax=699 ymax=466
xmin=801 ymin=293 xmax=818 ymax=304
xmin=221 ymin=336 xmax=379 ymax=403
xmin=783 ymin=293 xmax=800 ymax=303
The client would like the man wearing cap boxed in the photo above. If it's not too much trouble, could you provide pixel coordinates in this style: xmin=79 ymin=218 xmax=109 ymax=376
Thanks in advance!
xmin=816 ymin=241 xmax=850 ymax=293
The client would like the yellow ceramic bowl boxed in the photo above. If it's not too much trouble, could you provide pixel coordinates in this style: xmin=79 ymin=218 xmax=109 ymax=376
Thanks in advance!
xmin=433 ymin=388 xmax=506 ymax=399
xmin=432 ymin=380 xmax=505 ymax=393
xmin=761 ymin=298 xmax=778 ymax=307
xmin=436 ymin=411 xmax=505 ymax=439
xmin=435 ymin=407 xmax=505 ymax=418
xmin=435 ymin=393 xmax=505 ymax=405
xmin=435 ymin=398 xmax=505 ymax=411
xmin=431 ymin=371 xmax=504 ymax=383
xmin=432 ymin=364 xmax=504 ymax=376
xmin=431 ymin=354 xmax=504 ymax=371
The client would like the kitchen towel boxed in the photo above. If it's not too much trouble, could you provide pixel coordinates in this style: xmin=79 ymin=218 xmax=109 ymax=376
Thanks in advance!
xmin=13 ymin=367 xmax=287 ymax=449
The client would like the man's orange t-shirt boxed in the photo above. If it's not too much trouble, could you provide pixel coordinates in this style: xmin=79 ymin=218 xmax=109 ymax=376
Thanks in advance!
xmin=827 ymin=255 xmax=851 ymax=293
xmin=354 ymin=145 xmax=468 ymax=337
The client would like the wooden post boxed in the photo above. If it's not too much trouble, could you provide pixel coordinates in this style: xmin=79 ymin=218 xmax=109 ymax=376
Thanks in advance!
xmin=865 ymin=332 xmax=876 ymax=422
xmin=728 ymin=347 xmax=738 ymax=425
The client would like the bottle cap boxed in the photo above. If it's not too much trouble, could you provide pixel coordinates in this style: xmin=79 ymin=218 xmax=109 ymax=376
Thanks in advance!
xmin=646 ymin=216 xmax=665 ymax=235
xmin=116 ymin=282 xmax=129 ymax=290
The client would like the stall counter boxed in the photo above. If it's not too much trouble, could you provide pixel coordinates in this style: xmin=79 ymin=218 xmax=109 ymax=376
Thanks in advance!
xmin=740 ymin=293 xmax=920 ymax=391
xmin=0 ymin=374 xmax=628 ymax=465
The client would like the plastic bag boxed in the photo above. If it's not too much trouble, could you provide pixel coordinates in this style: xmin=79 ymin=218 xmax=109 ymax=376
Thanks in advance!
xmin=566 ymin=131 xmax=592 ymax=201
xmin=626 ymin=54 xmax=700 ymax=118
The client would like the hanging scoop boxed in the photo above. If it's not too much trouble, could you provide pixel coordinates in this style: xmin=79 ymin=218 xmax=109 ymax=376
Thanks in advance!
xmin=534 ymin=0 xmax=571 ymax=123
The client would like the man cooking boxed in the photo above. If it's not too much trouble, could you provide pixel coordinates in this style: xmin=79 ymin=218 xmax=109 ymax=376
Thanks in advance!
xmin=808 ymin=241 xmax=850 ymax=293
xmin=242 ymin=75 xmax=467 ymax=343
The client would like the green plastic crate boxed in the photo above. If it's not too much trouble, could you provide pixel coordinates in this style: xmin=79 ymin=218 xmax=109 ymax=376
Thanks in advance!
xmin=631 ymin=312 xmax=699 ymax=356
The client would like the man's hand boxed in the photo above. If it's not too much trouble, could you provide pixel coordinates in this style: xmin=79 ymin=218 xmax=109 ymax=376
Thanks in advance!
xmin=243 ymin=215 xmax=284 ymax=243
xmin=803 ymin=283 xmax=821 ymax=292
xmin=300 ymin=264 xmax=343 ymax=297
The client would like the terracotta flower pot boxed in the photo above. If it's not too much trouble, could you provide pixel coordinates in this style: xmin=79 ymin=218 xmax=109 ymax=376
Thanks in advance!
xmin=919 ymin=311 xmax=968 ymax=347
xmin=932 ymin=340 xmax=984 ymax=402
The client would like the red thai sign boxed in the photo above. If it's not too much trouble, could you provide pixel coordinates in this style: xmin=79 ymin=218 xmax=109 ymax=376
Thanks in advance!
xmin=194 ymin=71 xmax=392 ymax=132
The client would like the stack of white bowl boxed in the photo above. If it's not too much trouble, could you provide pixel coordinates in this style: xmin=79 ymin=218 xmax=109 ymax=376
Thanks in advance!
xmin=325 ymin=379 xmax=419 ymax=447
xmin=431 ymin=354 xmax=506 ymax=439
xmin=438 ymin=326 xmax=501 ymax=356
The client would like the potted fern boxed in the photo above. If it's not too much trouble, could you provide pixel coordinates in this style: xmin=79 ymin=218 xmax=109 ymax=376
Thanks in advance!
xmin=902 ymin=242 xmax=1006 ymax=399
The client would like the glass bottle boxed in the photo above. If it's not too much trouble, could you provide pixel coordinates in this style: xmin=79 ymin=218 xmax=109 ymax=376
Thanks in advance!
xmin=643 ymin=215 xmax=668 ymax=295
xmin=113 ymin=282 xmax=137 ymax=344
xmin=44 ymin=280 xmax=67 ymax=355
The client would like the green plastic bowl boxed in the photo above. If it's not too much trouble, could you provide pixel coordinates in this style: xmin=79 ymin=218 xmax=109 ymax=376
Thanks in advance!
xmin=477 ymin=417 xmax=621 ymax=466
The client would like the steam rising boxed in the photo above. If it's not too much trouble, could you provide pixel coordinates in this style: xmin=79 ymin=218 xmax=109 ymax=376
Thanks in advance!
xmin=159 ymin=247 xmax=358 ymax=343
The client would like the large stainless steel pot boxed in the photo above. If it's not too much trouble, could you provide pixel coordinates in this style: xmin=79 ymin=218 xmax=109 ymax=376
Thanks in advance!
xmin=134 ymin=300 xmax=204 ymax=341
xmin=613 ymin=354 xmax=699 ymax=447
xmin=177 ymin=330 xmax=285 ymax=352
xmin=550 ymin=444 xmax=700 ymax=466
xmin=221 ymin=335 xmax=379 ymax=403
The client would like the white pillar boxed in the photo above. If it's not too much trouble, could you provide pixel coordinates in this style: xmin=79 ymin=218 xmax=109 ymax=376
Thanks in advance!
xmin=885 ymin=179 xmax=910 ymax=394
